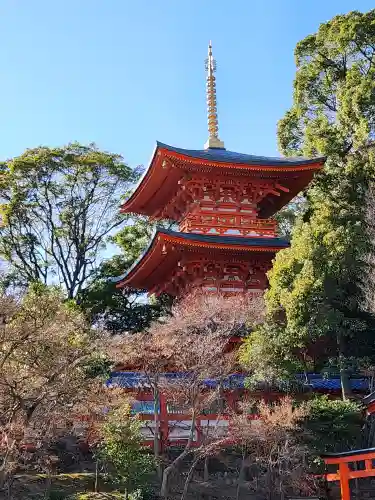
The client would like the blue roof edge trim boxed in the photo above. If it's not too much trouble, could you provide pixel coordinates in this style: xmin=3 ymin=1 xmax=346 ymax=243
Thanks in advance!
xmin=107 ymin=371 xmax=370 ymax=392
xmin=321 ymin=448 xmax=375 ymax=459
xmin=110 ymin=229 xmax=289 ymax=284
xmin=156 ymin=141 xmax=326 ymax=167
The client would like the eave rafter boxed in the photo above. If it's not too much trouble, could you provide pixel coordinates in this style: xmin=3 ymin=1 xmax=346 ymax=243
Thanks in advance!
xmin=115 ymin=229 xmax=288 ymax=296
xmin=159 ymin=175 xmax=291 ymax=221
xmin=120 ymin=144 xmax=323 ymax=220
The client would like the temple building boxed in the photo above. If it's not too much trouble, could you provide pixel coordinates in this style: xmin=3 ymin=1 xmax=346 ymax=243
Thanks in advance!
xmin=114 ymin=43 xmax=324 ymax=297
xmin=108 ymin=44 xmax=329 ymax=449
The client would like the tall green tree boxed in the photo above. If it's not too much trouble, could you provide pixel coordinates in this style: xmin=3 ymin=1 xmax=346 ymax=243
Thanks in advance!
xmin=275 ymin=195 xmax=307 ymax=240
xmin=0 ymin=142 xmax=140 ymax=300
xmin=242 ymin=10 xmax=375 ymax=398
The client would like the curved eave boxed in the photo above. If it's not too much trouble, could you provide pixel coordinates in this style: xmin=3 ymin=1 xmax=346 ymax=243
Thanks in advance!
xmin=113 ymin=229 xmax=289 ymax=290
xmin=156 ymin=142 xmax=325 ymax=167
xmin=112 ymin=226 xmax=160 ymax=285
xmin=120 ymin=142 xmax=325 ymax=218
xmin=364 ymin=391 xmax=375 ymax=406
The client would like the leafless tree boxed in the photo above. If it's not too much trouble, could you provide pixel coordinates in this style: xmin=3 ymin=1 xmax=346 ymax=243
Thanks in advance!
xmin=229 ymin=397 xmax=316 ymax=500
xmin=106 ymin=291 xmax=264 ymax=498
xmin=0 ymin=286 xmax=103 ymax=494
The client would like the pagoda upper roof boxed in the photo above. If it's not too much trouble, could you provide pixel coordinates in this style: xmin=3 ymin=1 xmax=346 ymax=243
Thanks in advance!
xmin=113 ymin=228 xmax=289 ymax=292
xmin=121 ymin=142 xmax=325 ymax=219
xmin=154 ymin=142 xmax=324 ymax=167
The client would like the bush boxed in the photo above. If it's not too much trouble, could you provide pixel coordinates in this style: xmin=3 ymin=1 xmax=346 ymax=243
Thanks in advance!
xmin=68 ymin=494 xmax=123 ymax=499
xmin=69 ymin=492 xmax=144 ymax=499
xmin=303 ymin=396 xmax=364 ymax=454
xmin=98 ymin=404 xmax=155 ymax=499
xmin=47 ymin=491 xmax=70 ymax=500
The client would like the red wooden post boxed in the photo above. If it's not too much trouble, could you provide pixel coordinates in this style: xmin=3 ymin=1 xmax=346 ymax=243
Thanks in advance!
xmin=322 ymin=449 xmax=375 ymax=500
xmin=159 ymin=393 xmax=169 ymax=452
xmin=338 ymin=463 xmax=351 ymax=500
xmin=196 ymin=415 xmax=202 ymax=445
xmin=225 ymin=390 xmax=236 ymax=411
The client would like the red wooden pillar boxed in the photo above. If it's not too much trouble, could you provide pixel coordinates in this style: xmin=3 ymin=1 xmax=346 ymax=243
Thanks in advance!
xmin=322 ymin=448 xmax=375 ymax=500
xmin=159 ymin=393 xmax=169 ymax=452
xmin=225 ymin=390 xmax=236 ymax=411
xmin=196 ymin=415 xmax=202 ymax=445
xmin=338 ymin=463 xmax=350 ymax=500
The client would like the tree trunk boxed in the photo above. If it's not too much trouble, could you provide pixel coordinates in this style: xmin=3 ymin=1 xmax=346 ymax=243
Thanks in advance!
xmin=204 ymin=456 xmax=209 ymax=482
xmin=44 ymin=472 xmax=52 ymax=499
xmin=236 ymin=450 xmax=247 ymax=500
xmin=152 ymin=384 xmax=163 ymax=480
xmin=338 ymin=334 xmax=351 ymax=400
xmin=160 ymin=412 xmax=196 ymax=498
xmin=6 ymin=474 xmax=14 ymax=500
xmin=340 ymin=366 xmax=352 ymax=400
xmin=181 ymin=457 xmax=200 ymax=500
xmin=94 ymin=459 xmax=99 ymax=492
xmin=161 ymin=448 xmax=191 ymax=499
xmin=0 ymin=470 xmax=6 ymax=491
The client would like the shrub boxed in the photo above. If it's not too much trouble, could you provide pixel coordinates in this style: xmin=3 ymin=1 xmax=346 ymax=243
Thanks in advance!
xmin=98 ymin=404 xmax=155 ymax=500
xmin=303 ymin=395 xmax=364 ymax=453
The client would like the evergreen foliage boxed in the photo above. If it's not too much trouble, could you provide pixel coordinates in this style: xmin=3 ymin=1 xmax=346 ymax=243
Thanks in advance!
xmin=303 ymin=396 xmax=364 ymax=454
xmin=242 ymin=10 xmax=375 ymax=397
xmin=79 ymin=217 xmax=173 ymax=333
xmin=0 ymin=142 xmax=139 ymax=299
xmin=99 ymin=404 xmax=155 ymax=500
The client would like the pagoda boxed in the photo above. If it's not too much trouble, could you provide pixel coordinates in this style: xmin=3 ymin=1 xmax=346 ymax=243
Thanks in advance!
xmin=115 ymin=43 xmax=324 ymax=297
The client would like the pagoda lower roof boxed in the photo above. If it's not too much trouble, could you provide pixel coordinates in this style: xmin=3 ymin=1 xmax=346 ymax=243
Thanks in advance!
xmin=121 ymin=142 xmax=325 ymax=219
xmin=113 ymin=228 xmax=289 ymax=291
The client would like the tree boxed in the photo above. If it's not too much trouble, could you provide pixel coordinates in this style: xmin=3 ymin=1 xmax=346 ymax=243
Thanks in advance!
xmin=242 ymin=10 xmax=375 ymax=398
xmin=99 ymin=403 xmax=155 ymax=500
xmin=111 ymin=216 xmax=158 ymax=263
xmin=0 ymin=285 xmax=100 ymax=492
xmin=275 ymin=195 xmax=307 ymax=240
xmin=0 ymin=142 xmax=140 ymax=300
xmin=303 ymin=396 xmax=363 ymax=454
xmin=106 ymin=291 xmax=264 ymax=498
xmin=79 ymin=254 xmax=171 ymax=334
xmin=79 ymin=217 xmax=173 ymax=333
xmin=157 ymin=326 xmax=237 ymax=500
xmin=229 ymin=397 xmax=317 ymax=499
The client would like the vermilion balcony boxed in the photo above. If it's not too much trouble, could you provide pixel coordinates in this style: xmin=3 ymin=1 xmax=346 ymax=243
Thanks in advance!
xmin=179 ymin=213 xmax=277 ymax=237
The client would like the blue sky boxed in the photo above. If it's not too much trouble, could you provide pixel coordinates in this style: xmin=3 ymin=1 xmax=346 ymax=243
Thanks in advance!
xmin=0 ymin=1 xmax=373 ymax=168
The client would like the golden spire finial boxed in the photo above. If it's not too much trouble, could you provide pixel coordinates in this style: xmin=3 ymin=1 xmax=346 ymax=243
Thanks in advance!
xmin=204 ymin=41 xmax=225 ymax=150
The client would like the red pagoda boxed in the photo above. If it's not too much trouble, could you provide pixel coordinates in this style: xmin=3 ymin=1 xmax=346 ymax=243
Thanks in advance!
xmin=104 ymin=45 xmax=349 ymax=452
xmin=114 ymin=43 xmax=324 ymax=297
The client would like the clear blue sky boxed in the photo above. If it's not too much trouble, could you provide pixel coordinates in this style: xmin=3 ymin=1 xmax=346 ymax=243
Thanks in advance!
xmin=0 ymin=1 xmax=373 ymax=168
